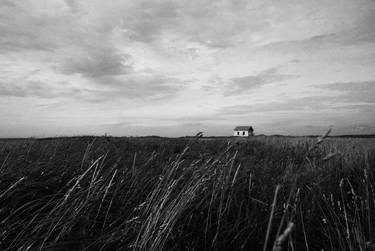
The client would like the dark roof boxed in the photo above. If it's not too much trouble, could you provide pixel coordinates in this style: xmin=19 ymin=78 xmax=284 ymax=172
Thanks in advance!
xmin=234 ymin=126 xmax=253 ymax=131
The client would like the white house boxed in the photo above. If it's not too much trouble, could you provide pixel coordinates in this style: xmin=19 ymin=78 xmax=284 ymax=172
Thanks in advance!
xmin=233 ymin=126 xmax=254 ymax=137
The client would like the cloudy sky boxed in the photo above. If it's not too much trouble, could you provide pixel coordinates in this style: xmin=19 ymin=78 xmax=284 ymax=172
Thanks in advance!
xmin=1 ymin=0 xmax=375 ymax=137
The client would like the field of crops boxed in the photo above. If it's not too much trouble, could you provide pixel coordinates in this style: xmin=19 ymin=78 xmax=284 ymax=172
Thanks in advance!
xmin=0 ymin=135 xmax=374 ymax=250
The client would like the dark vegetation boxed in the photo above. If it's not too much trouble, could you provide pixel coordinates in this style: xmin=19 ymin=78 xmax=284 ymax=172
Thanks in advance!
xmin=0 ymin=135 xmax=374 ymax=250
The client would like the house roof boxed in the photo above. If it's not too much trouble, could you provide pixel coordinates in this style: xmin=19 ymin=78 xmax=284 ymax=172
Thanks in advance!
xmin=234 ymin=126 xmax=253 ymax=131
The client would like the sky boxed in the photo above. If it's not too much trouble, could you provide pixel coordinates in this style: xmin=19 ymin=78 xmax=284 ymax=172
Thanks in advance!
xmin=0 ymin=0 xmax=375 ymax=137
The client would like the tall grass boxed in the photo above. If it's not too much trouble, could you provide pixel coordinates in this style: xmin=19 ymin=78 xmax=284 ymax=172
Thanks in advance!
xmin=0 ymin=135 xmax=374 ymax=250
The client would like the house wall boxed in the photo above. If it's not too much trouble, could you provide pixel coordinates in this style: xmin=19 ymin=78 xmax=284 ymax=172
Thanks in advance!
xmin=233 ymin=130 xmax=249 ymax=136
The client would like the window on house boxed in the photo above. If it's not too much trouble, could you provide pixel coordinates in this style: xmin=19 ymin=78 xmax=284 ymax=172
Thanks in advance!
xmin=237 ymin=132 xmax=240 ymax=135
xmin=243 ymin=131 xmax=245 ymax=135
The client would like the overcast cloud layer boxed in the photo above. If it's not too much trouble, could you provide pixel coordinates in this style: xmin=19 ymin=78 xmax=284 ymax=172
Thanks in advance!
xmin=0 ymin=0 xmax=375 ymax=137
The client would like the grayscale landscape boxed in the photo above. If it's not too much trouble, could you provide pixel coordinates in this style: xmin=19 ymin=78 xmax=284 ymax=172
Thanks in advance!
xmin=0 ymin=0 xmax=375 ymax=250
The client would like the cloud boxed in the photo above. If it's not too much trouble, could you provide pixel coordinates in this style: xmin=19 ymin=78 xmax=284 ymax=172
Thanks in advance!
xmin=220 ymin=93 xmax=375 ymax=115
xmin=313 ymin=81 xmax=375 ymax=103
xmin=220 ymin=97 xmax=322 ymax=115
xmin=111 ymin=0 xmax=264 ymax=47
xmin=119 ymin=1 xmax=181 ymax=43
xmin=0 ymin=1 xmax=74 ymax=53
xmin=59 ymin=47 xmax=133 ymax=78
xmin=83 ymin=74 xmax=183 ymax=101
xmin=224 ymin=67 xmax=297 ymax=95
xmin=0 ymin=0 xmax=186 ymax=101
xmin=0 ymin=0 xmax=132 ymax=76
xmin=0 ymin=73 xmax=181 ymax=102
xmin=63 ymin=0 xmax=81 ymax=13
xmin=0 ymin=81 xmax=77 ymax=99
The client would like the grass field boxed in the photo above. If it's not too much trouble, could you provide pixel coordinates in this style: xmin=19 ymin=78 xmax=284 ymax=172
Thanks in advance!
xmin=0 ymin=135 xmax=374 ymax=250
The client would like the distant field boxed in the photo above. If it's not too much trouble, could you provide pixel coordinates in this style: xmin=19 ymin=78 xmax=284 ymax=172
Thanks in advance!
xmin=0 ymin=136 xmax=374 ymax=250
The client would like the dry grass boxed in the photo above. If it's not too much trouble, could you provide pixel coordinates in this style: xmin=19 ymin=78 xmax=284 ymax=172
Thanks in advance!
xmin=0 ymin=135 xmax=374 ymax=250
